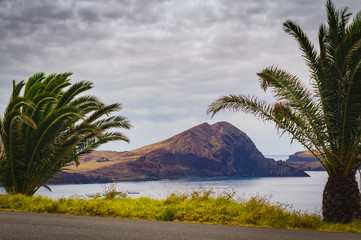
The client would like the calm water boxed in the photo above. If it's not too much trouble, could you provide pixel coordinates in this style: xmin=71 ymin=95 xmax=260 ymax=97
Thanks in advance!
xmin=2 ymin=154 xmax=358 ymax=213
xmin=25 ymin=171 xmax=330 ymax=213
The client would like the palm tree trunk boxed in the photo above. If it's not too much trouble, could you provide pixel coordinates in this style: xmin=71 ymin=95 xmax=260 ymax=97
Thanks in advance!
xmin=322 ymin=173 xmax=361 ymax=223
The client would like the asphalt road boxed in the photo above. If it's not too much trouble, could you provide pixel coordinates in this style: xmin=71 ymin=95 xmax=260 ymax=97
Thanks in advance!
xmin=1 ymin=210 xmax=360 ymax=240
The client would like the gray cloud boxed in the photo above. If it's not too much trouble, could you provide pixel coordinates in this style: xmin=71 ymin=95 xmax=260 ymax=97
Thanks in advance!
xmin=0 ymin=0 xmax=360 ymax=154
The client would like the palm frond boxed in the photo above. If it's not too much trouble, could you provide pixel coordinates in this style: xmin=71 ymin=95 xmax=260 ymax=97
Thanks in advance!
xmin=56 ymin=81 xmax=93 ymax=109
xmin=0 ymin=72 xmax=132 ymax=195
xmin=85 ymin=103 xmax=122 ymax=123
xmin=209 ymin=0 xmax=361 ymax=178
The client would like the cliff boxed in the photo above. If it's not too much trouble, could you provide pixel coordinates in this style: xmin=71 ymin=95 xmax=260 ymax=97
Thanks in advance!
xmin=50 ymin=122 xmax=308 ymax=184
xmin=286 ymin=151 xmax=324 ymax=171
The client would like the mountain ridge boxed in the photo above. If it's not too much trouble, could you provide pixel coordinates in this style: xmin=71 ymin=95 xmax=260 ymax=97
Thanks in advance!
xmin=286 ymin=151 xmax=324 ymax=171
xmin=50 ymin=121 xmax=308 ymax=184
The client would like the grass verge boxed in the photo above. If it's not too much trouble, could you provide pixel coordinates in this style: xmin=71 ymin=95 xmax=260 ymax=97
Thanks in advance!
xmin=0 ymin=191 xmax=360 ymax=233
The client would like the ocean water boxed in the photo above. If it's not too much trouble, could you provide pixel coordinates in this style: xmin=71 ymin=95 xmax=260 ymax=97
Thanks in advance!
xmin=265 ymin=154 xmax=290 ymax=161
xmin=0 ymin=171 xmax=331 ymax=213
xmin=2 ymin=155 xmax=356 ymax=213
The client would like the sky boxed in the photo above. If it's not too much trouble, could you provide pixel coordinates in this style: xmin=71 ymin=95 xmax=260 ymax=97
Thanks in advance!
xmin=0 ymin=0 xmax=360 ymax=156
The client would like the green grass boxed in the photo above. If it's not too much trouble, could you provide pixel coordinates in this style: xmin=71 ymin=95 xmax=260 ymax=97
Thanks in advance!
xmin=0 ymin=191 xmax=360 ymax=233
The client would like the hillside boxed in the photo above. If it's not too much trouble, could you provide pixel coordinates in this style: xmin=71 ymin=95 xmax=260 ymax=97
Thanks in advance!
xmin=286 ymin=151 xmax=324 ymax=171
xmin=50 ymin=122 xmax=308 ymax=184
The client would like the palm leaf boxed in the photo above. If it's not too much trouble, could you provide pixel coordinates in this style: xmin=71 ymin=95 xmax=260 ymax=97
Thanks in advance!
xmin=0 ymin=72 xmax=132 ymax=195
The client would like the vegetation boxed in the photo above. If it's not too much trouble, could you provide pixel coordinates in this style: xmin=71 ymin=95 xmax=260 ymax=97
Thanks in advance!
xmin=208 ymin=0 xmax=361 ymax=223
xmin=1 ymin=192 xmax=361 ymax=232
xmin=0 ymin=73 xmax=132 ymax=196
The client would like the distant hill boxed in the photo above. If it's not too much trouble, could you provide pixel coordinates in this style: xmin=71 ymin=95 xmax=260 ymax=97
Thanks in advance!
xmin=50 ymin=122 xmax=308 ymax=184
xmin=286 ymin=151 xmax=324 ymax=171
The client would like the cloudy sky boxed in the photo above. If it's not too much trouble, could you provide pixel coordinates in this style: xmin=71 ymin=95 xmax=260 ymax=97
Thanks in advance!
xmin=0 ymin=0 xmax=360 ymax=155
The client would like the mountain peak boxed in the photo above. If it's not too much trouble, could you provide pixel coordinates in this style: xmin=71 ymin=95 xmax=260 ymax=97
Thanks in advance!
xmin=51 ymin=121 xmax=308 ymax=184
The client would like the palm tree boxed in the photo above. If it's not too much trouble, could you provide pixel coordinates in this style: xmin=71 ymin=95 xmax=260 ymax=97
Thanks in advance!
xmin=207 ymin=0 xmax=361 ymax=223
xmin=0 ymin=72 xmax=132 ymax=196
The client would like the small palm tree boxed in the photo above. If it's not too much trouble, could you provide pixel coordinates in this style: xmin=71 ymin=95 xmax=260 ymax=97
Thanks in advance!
xmin=208 ymin=0 xmax=361 ymax=223
xmin=0 ymin=72 xmax=132 ymax=196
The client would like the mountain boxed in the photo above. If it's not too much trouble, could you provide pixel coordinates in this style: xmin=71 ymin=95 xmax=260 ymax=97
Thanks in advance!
xmin=50 ymin=122 xmax=308 ymax=184
xmin=286 ymin=151 xmax=324 ymax=171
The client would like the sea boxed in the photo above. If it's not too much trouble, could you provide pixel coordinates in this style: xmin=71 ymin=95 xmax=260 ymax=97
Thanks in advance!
xmin=1 ymin=155 xmax=360 ymax=213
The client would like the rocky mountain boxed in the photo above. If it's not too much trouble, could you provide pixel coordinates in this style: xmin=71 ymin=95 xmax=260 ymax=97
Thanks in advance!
xmin=49 ymin=122 xmax=308 ymax=184
xmin=286 ymin=151 xmax=324 ymax=171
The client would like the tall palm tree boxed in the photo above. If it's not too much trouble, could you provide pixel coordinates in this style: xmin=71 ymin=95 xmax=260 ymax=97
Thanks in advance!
xmin=0 ymin=72 xmax=132 ymax=196
xmin=208 ymin=0 xmax=361 ymax=223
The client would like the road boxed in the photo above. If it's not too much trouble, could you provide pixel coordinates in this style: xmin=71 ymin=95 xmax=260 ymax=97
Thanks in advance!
xmin=0 ymin=210 xmax=360 ymax=240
